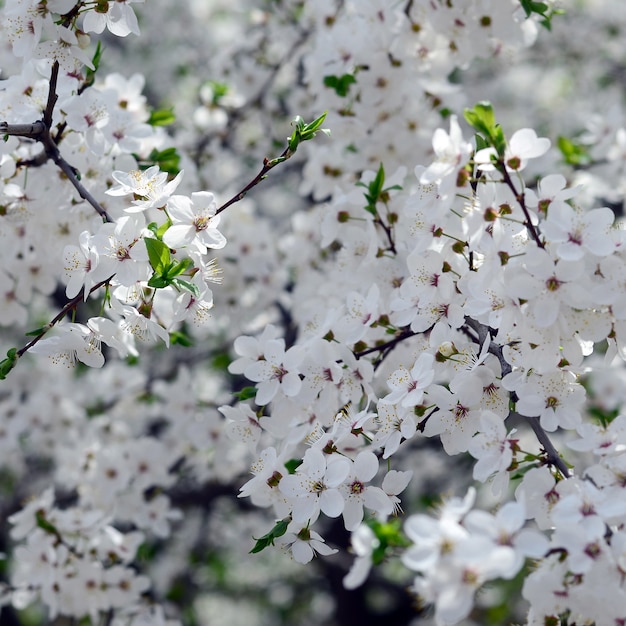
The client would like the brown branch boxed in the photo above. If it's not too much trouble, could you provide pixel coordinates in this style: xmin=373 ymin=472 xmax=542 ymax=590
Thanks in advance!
xmin=16 ymin=277 xmax=114 ymax=359
xmin=1 ymin=62 xmax=113 ymax=222
xmin=42 ymin=134 xmax=114 ymax=222
xmin=499 ymin=165 xmax=544 ymax=249
xmin=42 ymin=60 xmax=59 ymax=128
xmin=215 ymin=149 xmax=292 ymax=216
xmin=518 ymin=413 xmax=571 ymax=479
xmin=353 ymin=329 xmax=419 ymax=359
xmin=465 ymin=317 xmax=571 ymax=479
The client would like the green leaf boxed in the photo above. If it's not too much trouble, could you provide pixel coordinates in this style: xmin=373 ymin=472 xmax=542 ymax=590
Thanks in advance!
xmin=323 ymin=73 xmax=357 ymax=97
xmin=170 ymin=330 xmax=194 ymax=347
xmin=356 ymin=162 xmax=392 ymax=214
xmin=287 ymin=112 xmax=330 ymax=153
xmin=519 ymin=0 xmax=563 ymax=30
xmin=212 ymin=352 xmax=231 ymax=372
xmin=464 ymin=102 xmax=506 ymax=156
xmin=147 ymin=275 xmax=169 ymax=289
xmin=148 ymin=220 xmax=172 ymax=240
xmin=83 ymin=40 xmax=103 ymax=88
xmin=24 ymin=326 xmax=46 ymax=337
xmin=464 ymin=101 xmax=496 ymax=135
xmin=138 ymin=147 xmax=181 ymax=176
xmin=157 ymin=220 xmax=172 ymax=239
xmin=250 ymin=517 xmax=291 ymax=554
xmin=519 ymin=0 xmax=549 ymax=17
xmin=204 ymin=80 xmax=229 ymax=104
xmin=0 ymin=348 xmax=18 ymax=380
xmin=301 ymin=111 xmax=330 ymax=140
xmin=557 ymin=135 xmax=592 ymax=166
xmin=165 ymin=257 xmax=194 ymax=279
xmin=35 ymin=510 xmax=60 ymax=537
xmin=234 ymin=386 xmax=258 ymax=401
xmin=171 ymin=277 xmax=200 ymax=297
xmin=284 ymin=458 xmax=303 ymax=474
xmin=148 ymin=107 xmax=176 ymax=127
xmin=145 ymin=237 xmax=171 ymax=274
xmin=474 ymin=134 xmax=491 ymax=152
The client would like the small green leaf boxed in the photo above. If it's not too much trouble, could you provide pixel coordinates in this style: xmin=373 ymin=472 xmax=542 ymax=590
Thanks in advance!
xmin=0 ymin=348 xmax=18 ymax=380
xmin=284 ymin=458 xmax=303 ymax=474
xmin=204 ymin=80 xmax=229 ymax=105
xmin=156 ymin=219 xmax=172 ymax=239
xmin=301 ymin=111 xmax=330 ymax=140
xmin=25 ymin=326 xmax=46 ymax=337
xmin=165 ymin=257 xmax=194 ymax=279
xmin=464 ymin=102 xmax=506 ymax=156
xmin=148 ymin=219 xmax=172 ymax=240
xmin=250 ymin=517 xmax=291 ymax=554
xmin=83 ymin=40 xmax=103 ymax=88
xmin=357 ymin=162 xmax=396 ymax=214
xmin=464 ymin=101 xmax=496 ymax=135
xmin=171 ymin=277 xmax=200 ymax=297
xmin=234 ymin=386 xmax=258 ymax=401
xmin=323 ymin=73 xmax=357 ymax=97
xmin=287 ymin=112 xmax=330 ymax=153
xmin=557 ymin=135 xmax=592 ymax=166
xmin=519 ymin=0 xmax=563 ymax=30
xmin=148 ymin=107 xmax=176 ymax=127
xmin=474 ymin=134 xmax=491 ymax=152
xmin=147 ymin=275 xmax=169 ymax=289
xmin=136 ymin=147 xmax=181 ymax=176
xmin=519 ymin=0 xmax=549 ymax=17
xmin=170 ymin=330 xmax=194 ymax=347
xmin=212 ymin=352 xmax=231 ymax=372
xmin=145 ymin=237 xmax=171 ymax=274
xmin=35 ymin=510 xmax=60 ymax=537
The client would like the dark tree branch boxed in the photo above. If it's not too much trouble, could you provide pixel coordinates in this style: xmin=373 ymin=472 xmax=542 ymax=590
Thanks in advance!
xmin=16 ymin=276 xmax=114 ymax=359
xmin=499 ymin=165 xmax=544 ymax=249
xmin=520 ymin=413 xmax=571 ymax=478
xmin=353 ymin=329 xmax=419 ymax=360
xmin=215 ymin=149 xmax=293 ymax=216
xmin=1 ymin=61 xmax=113 ymax=222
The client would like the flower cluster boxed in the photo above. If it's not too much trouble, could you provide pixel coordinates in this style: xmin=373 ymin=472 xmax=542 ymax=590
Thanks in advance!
xmin=3 ymin=1 xmax=626 ymax=625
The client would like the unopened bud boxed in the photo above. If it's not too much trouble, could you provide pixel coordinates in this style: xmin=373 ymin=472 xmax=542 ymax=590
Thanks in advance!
xmin=506 ymin=156 xmax=521 ymax=170
xmin=76 ymin=31 xmax=91 ymax=49
xmin=484 ymin=207 xmax=498 ymax=222
xmin=438 ymin=341 xmax=455 ymax=357
xmin=452 ymin=240 xmax=466 ymax=254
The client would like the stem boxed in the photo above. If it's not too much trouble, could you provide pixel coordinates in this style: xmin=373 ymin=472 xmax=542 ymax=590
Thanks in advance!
xmin=16 ymin=277 xmax=113 ymax=359
xmin=374 ymin=213 xmax=397 ymax=255
xmin=466 ymin=317 xmax=571 ymax=479
xmin=499 ymin=165 xmax=544 ymax=249
xmin=42 ymin=61 xmax=59 ymax=128
xmin=42 ymin=134 xmax=113 ymax=222
xmin=353 ymin=329 xmax=418 ymax=359
xmin=522 ymin=414 xmax=571 ymax=478
xmin=215 ymin=148 xmax=292 ymax=216
xmin=1 ymin=61 xmax=113 ymax=222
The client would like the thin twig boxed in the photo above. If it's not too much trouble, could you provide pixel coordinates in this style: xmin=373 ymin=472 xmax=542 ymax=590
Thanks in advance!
xmin=215 ymin=149 xmax=292 ymax=216
xmin=16 ymin=277 xmax=113 ymax=359
xmin=520 ymin=413 xmax=571 ymax=478
xmin=500 ymin=165 xmax=544 ymax=249
xmin=1 ymin=62 xmax=113 ymax=222
xmin=353 ymin=329 xmax=419 ymax=359
xmin=42 ymin=61 xmax=59 ymax=128
xmin=467 ymin=317 xmax=571 ymax=479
